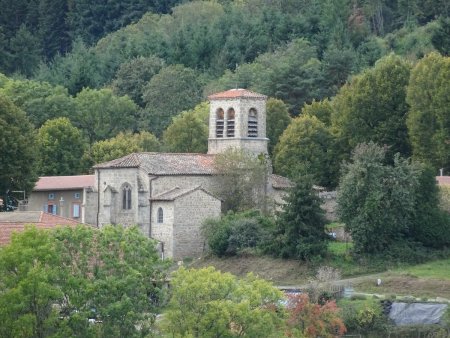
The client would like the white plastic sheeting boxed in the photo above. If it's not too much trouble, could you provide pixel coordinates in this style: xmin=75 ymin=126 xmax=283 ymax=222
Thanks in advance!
xmin=389 ymin=302 xmax=448 ymax=326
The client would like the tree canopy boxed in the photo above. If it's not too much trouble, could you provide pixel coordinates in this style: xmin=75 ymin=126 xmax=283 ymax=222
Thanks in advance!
xmin=332 ymin=54 xmax=412 ymax=159
xmin=0 ymin=94 xmax=37 ymax=209
xmin=407 ymin=52 xmax=450 ymax=171
xmin=267 ymin=175 xmax=328 ymax=260
xmin=162 ymin=102 xmax=209 ymax=153
xmin=274 ymin=115 xmax=337 ymax=188
xmin=0 ymin=225 xmax=168 ymax=338
xmin=37 ymin=117 xmax=86 ymax=176
xmin=162 ymin=267 xmax=285 ymax=338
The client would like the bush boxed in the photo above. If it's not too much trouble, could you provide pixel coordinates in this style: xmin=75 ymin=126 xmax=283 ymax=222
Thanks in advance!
xmin=202 ymin=211 xmax=274 ymax=256
xmin=338 ymin=299 xmax=388 ymax=335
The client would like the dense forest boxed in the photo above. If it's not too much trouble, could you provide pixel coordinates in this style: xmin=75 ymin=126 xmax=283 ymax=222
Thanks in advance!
xmin=0 ymin=0 xmax=449 ymax=198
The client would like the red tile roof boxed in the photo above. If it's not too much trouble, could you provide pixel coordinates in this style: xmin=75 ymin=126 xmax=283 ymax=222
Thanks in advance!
xmin=0 ymin=211 xmax=81 ymax=246
xmin=94 ymin=153 xmax=216 ymax=175
xmin=208 ymin=89 xmax=267 ymax=100
xmin=34 ymin=175 xmax=95 ymax=191
xmin=436 ymin=176 xmax=450 ymax=186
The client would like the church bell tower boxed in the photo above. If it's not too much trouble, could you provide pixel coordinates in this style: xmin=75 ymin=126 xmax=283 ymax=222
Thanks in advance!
xmin=207 ymin=89 xmax=268 ymax=155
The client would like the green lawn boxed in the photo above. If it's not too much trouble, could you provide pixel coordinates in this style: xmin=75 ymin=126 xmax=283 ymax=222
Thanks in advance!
xmin=328 ymin=241 xmax=353 ymax=255
xmin=393 ymin=258 xmax=450 ymax=280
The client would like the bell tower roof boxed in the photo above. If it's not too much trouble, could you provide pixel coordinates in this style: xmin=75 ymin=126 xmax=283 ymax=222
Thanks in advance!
xmin=208 ymin=88 xmax=267 ymax=100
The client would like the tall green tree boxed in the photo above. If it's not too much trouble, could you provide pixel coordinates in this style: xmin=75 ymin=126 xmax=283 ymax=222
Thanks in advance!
xmin=111 ymin=55 xmax=165 ymax=107
xmin=85 ymin=131 xmax=160 ymax=167
xmin=0 ymin=94 xmax=37 ymax=209
xmin=332 ymin=54 xmax=412 ymax=158
xmin=0 ymin=225 xmax=168 ymax=338
xmin=337 ymin=142 xmax=420 ymax=255
xmin=142 ymin=64 xmax=203 ymax=136
xmin=37 ymin=118 xmax=86 ymax=176
xmin=38 ymin=0 xmax=70 ymax=61
xmin=213 ymin=148 xmax=268 ymax=213
xmin=9 ymin=24 xmax=41 ymax=77
xmin=301 ymin=99 xmax=334 ymax=126
xmin=162 ymin=267 xmax=285 ymax=337
xmin=274 ymin=115 xmax=337 ymax=188
xmin=73 ymin=88 xmax=137 ymax=144
xmin=406 ymin=52 xmax=450 ymax=171
xmin=0 ymin=78 xmax=75 ymax=127
xmin=36 ymin=39 xmax=105 ymax=95
xmin=267 ymin=175 xmax=328 ymax=260
xmin=0 ymin=227 xmax=62 ymax=337
xmin=266 ymin=98 xmax=291 ymax=154
xmin=162 ymin=102 xmax=209 ymax=153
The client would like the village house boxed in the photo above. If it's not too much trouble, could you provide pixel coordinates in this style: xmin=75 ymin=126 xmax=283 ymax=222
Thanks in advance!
xmin=27 ymin=175 xmax=95 ymax=223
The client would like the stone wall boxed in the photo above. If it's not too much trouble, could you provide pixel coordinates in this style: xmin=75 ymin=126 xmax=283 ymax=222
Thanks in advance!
xmin=151 ymin=201 xmax=174 ymax=258
xmin=95 ymin=167 xmax=150 ymax=234
xmin=173 ymin=189 xmax=221 ymax=259
xmin=208 ymin=97 xmax=268 ymax=155
xmin=151 ymin=175 xmax=219 ymax=198
xmin=83 ymin=188 xmax=97 ymax=225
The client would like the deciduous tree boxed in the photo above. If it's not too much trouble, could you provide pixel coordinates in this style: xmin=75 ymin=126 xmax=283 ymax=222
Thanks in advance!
xmin=337 ymin=142 xmax=420 ymax=255
xmin=213 ymin=148 xmax=268 ymax=213
xmin=274 ymin=115 xmax=337 ymax=188
xmin=142 ymin=64 xmax=203 ymax=136
xmin=85 ymin=131 xmax=160 ymax=167
xmin=37 ymin=118 xmax=86 ymax=175
xmin=162 ymin=267 xmax=285 ymax=337
xmin=111 ymin=55 xmax=165 ymax=107
xmin=406 ymin=52 xmax=450 ymax=171
xmin=162 ymin=102 xmax=209 ymax=153
xmin=73 ymin=88 xmax=137 ymax=144
xmin=0 ymin=94 xmax=37 ymax=209
xmin=266 ymin=98 xmax=291 ymax=154
xmin=332 ymin=54 xmax=412 ymax=159
xmin=0 ymin=78 xmax=75 ymax=127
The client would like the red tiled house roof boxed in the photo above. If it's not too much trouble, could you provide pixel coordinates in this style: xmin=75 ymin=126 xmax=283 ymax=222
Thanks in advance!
xmin=0 ymin=211 xmax=81 ymax=246
xmin=34 ymin=175 xmax=95 ymax=191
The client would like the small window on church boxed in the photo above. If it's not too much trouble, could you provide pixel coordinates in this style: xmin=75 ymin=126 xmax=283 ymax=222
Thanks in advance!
xmin=227 ymin=108 xmax=235 ymax=137
xmin=122 ymin=184 xmax=132 ymax=210
xmin=248 ymin=108 xmax=258 ymax=137
xmin=157 ymin=207 xmax=163 ymax=223
xmin=216 ymin=108 xmax=224 ymax=137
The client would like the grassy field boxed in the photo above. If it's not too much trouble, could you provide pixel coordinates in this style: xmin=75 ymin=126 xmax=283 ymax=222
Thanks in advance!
xmin=189 ymin=242 xmax=450 ymax=298
xmin=394 ymin=258 xmax=450 ymax=280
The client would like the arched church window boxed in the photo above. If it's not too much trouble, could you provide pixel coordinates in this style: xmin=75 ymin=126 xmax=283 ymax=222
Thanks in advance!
xmin=157 ymin=207 xmax=164 ymax=223
xmin=122 ymin=184 xmax=132 ymax=210
xmin=216 ymin=108 xmax=224 ymax=137
xmin=248 ymin=108 xmax=258 ymax=137
xmin=227 ymin=108 xmax=235 ymax=137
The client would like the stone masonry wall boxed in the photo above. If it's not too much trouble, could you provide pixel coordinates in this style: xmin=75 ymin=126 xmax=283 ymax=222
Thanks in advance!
xmin=173 ymin=189 xmax=221 ymax=259
xmin=151 ymin=175 xmax=219 ymax=197
xmin=151 ymin=201 xmax=174 ymax=258
xmin=96 ymin=168 xmax=150 ymax=235
xmin=208 ymin=97 xmax=268 ymax=155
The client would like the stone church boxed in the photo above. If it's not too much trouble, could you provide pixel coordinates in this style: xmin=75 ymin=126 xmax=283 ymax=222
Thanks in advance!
xmin=83 ymin=89 xmax=290 ymax=259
